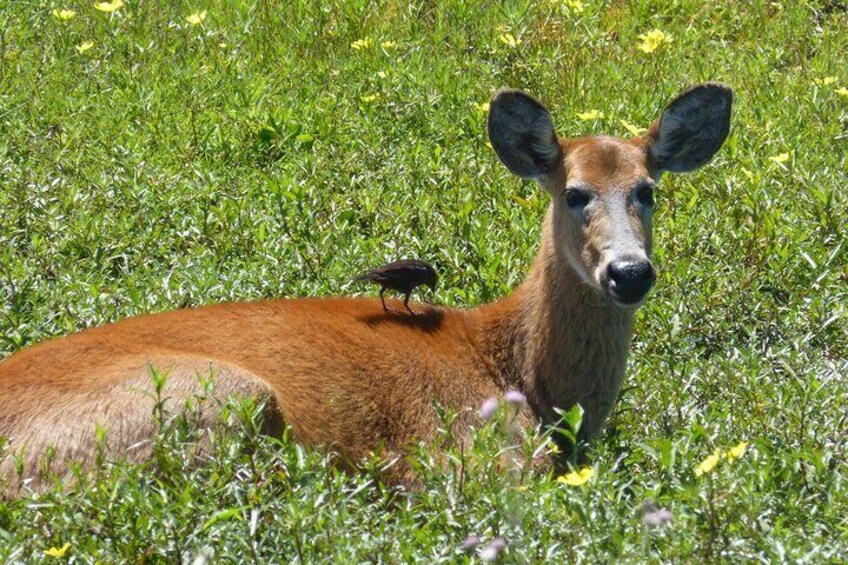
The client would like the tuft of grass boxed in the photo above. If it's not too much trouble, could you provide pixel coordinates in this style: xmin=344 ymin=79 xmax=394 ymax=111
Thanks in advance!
xmin=2 ymin=0 xmax=847 ymax=561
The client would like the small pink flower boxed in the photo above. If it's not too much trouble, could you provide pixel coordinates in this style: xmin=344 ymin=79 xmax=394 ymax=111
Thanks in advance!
xmin=479 ymin=537 xmax=507 ymax=561
xmin=643 ymin=508 xmax=673 ymax=529
xmin=460 ymin=535 xmax=481 ymax=551
xmin=640 ymin=500 xmax=673 ymax=529
xmin=479 ymin=397 xmax=499 ymax=420
xmin=504 ymin=390 xmax=526 ymax=407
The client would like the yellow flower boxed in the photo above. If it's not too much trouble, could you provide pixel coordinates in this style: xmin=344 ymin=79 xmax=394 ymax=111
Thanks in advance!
xmin=564 ymin=0 xmax=584 ymax=14
xmin=836 ymin=87 xmax=848 ymax=97
xmin=577 ymin=110 xmax=604 ymax=121
xmin=94 ymin=0 xmax=124 ymax=13
xmin=351 ymin=38 xmax=373 ymax=51
xmin=52 ymin=9 xmax=76 ymax=20
xmin=557 ymin=467 xmax=594 ymax=486
xmin=477 ymin=102 xmax=490 ymax=113
xmin=377 ymin=70 xmax=387 ymax=79
xmin=619 ymin=119 xmax=646 ymax=136
xmin=380 ymin=41 xmax=397 ymax=49
xmin=726 ymin=441 xmax=748 ymax=460
xmin=813 ymin=76 xmax=838 ymax=86
xmin=75 ymin=41 xmax=95 ymax=53
xmin=637 ymin=29 xmax=673 ymax=54
xmin=362 ymin=94 xmax=379 ymax=103
xmin=44 ymin=543 xmax=71 ymax=558
xmin=498 ymin=33 xmax=520 ymax=48
xmin=186 ymin=11 xmax=207 ymax=26
xmin=695 ymin=449 xmax=722 ymax=476
xmin=769 ymin=152 xmax=791 ymax=166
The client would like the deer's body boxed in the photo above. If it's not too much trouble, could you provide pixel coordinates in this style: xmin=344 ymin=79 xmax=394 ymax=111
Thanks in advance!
xmin=0 ymin=84 xmax=732 ymax=493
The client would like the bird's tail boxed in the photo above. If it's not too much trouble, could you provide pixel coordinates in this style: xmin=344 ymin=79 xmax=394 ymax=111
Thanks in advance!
xmin=353 ymin=269 xmax=377 ymax=283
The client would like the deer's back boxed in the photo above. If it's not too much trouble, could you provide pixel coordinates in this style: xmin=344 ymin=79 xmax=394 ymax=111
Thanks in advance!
xmin=0 ymin=298 xmax=501 ymax=488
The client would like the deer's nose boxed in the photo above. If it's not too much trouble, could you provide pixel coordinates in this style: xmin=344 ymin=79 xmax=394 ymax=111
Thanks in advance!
xmin=606 ymin=259 xmax=655 ymax=305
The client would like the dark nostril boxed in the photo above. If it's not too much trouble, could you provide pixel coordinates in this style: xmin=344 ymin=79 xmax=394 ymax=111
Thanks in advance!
xmin=607 ymin=259 xmax=655 ymax=304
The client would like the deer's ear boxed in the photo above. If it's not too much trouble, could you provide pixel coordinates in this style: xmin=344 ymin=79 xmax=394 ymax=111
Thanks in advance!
xmin=647 ymin=83 xmax=733 ymax=173
xmin=488 ymin=89 xmax=562 ymax=179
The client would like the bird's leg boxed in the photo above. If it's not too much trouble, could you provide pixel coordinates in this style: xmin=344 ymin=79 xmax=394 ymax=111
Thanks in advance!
xmin=404 ymin=292 xmax=416 ymax=315
xmin=380 ymin=287 xmax=389 ymax=312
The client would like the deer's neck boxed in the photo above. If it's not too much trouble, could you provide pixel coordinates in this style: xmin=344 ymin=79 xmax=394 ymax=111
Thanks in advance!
xmin=475 ymin=211 xmax=636 ymax=438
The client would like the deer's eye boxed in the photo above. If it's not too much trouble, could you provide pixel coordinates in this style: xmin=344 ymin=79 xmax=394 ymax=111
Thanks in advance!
xmin=565 ymin=189 xmax=591 ymax=209
xmin=636 ymin=184 xmax=655 ymax=207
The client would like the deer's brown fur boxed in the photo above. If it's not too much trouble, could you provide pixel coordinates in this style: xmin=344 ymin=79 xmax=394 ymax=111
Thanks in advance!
xmin=0 ymin=84 xmax=732 ymax=494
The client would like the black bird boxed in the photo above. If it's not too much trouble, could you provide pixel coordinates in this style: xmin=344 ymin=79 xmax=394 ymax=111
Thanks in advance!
xmin=354 ymin=259 xmax=438 ymax=315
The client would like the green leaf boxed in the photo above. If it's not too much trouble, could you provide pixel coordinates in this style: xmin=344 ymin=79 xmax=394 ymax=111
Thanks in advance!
xmin=201 ymin=508 xmax=245 ymax=531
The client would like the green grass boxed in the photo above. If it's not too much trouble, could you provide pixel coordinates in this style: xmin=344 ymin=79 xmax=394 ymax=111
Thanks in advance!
xmin=1 ymin=0 xmax=847 ymax=561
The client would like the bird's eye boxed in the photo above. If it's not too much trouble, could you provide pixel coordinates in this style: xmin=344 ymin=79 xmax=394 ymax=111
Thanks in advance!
xmin=565 ymin=189 xmax=591 ymax=209
xmin=636 ymin=184 xmax=654 ymax=207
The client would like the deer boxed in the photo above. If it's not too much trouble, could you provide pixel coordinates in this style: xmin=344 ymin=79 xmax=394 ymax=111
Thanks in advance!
xmin=0 ymin=83 xmax=732 ymax=495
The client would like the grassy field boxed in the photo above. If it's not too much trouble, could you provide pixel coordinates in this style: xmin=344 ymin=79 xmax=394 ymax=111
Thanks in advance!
xmin=1 ymin=0 xmax=847 ymax=561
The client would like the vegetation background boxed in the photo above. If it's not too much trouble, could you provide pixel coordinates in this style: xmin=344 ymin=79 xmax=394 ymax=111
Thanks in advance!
xmin=1 ymin=0 xmax=846 ymax=562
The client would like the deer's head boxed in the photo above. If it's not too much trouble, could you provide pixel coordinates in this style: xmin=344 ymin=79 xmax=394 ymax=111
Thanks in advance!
xmin=488 ymin=83 xmax=732 ymax=307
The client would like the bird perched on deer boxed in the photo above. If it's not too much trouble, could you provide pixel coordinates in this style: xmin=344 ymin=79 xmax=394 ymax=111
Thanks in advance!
xmin=354 ymin=259 xmax=437 ymax=315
